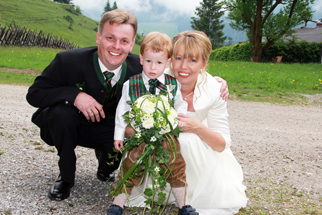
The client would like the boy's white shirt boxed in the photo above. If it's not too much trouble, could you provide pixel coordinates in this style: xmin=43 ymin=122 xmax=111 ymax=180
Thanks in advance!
xmin=114 ymin=71 xmax=187 ymax=141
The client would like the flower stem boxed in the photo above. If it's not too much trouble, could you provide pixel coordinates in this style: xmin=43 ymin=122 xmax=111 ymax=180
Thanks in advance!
xmin=111 ymin=144 xmax=155 ymax=195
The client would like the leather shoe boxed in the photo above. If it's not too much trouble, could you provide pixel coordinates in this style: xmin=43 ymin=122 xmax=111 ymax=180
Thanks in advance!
xmin=106 ymin=204 xmax=123 ymax=215
xmin=48 ymin=175 xmax=74 ymax=201
xmin=97 ymin=169 xmax=115 ymax=182
xmin=178 ymin=205 xmax=199 ymax=215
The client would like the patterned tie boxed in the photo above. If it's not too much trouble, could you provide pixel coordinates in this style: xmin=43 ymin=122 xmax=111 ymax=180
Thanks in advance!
xmin=103 ymin=71 xmax=115 ymax=87
xmin=148 ymin=79 xmax=157 ymax=94
xmin=155 ymin=80 xmax=167 ymax=93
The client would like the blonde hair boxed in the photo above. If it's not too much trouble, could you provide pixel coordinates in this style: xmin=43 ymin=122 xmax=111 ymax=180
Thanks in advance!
xmin=171 ymin=30 xmax=212 ymax=99
xmin=99 ymin=9 xmax=137 ymax=38
xmin=172 ymin=30 xmax=212 ymax=71
xmin=140 ymin=32 xmax=173 ymax=58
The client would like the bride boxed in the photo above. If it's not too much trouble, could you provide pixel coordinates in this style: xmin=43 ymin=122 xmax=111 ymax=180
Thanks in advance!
xmin=124 ymin=30 xmax=248 ymax=215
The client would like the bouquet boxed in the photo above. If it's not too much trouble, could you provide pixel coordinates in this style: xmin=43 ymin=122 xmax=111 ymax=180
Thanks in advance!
xmin=111 ymin=93 xmax=181 ymax=214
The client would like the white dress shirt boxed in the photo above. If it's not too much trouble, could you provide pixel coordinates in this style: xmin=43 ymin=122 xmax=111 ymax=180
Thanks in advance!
xmin=98 ymin=58 xmax=122 ymax=86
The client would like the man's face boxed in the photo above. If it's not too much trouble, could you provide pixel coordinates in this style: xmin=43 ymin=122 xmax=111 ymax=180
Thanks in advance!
xmin=96 ymin=22 xmax=135 ymax=71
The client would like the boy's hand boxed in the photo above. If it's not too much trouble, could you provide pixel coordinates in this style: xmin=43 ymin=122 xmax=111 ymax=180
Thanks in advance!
xmin=125 ymin=126 xmax=135 ymax=138
xmin=114 ymin=140 xmax=124 ymax=151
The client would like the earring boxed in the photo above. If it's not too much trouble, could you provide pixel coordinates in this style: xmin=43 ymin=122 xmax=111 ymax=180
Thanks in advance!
xmin=200 ymin=69 xmax=202 ymax=73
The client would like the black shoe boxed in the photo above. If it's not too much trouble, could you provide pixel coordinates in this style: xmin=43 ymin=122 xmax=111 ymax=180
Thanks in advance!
xmin=48 ymin=175 xmax=74 ymax=201
xmin=178 ymin=205 xmax=199 ymax=215
xmin=106 ymin=204 xmax=123 ymax=215
xmin=97 ymin=169 xmax=115 ymax=182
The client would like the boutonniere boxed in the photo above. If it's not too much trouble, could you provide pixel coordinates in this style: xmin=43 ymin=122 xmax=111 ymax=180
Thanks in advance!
xmin=76 ymin=82 xmax=85 ymax=91
xmin=166 ymin=84 xmax=176 ymax=106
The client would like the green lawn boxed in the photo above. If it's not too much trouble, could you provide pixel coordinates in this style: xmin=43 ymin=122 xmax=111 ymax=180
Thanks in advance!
xmin=207 ymin=61 xmax=322 ymax=103
xmin=1 ymin=46 xmax=321 ymax=104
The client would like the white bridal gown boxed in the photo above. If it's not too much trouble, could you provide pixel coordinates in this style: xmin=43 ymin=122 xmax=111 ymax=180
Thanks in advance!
xmin=125 ymin=72 xmax=248 ymax=214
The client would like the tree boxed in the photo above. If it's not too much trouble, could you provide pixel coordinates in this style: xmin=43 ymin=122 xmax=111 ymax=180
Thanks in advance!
xmin=112 ymin=1 xmax=118 ymax=10
xmin=225 ymin=37 xmax=234 ymax=46
xmin=102 ymin=0 xmax=117 ymax=16
xmin=224 ymin=0 xmax=315 ymax=62
xmin=191 ymin=0 xmax=227 ymax=49
xmin=102 ymin=0 xmax=111 ymax=16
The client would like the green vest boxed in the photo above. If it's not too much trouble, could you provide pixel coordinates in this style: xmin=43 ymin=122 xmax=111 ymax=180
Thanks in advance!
xmin=128 ymin=73 xmax=178 ymax=102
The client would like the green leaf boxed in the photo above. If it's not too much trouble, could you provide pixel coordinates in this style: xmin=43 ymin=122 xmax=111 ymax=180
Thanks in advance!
xmin=144 ymin=188 xmax=153 ymax=197
xmin=172 ymin=125 xmax=182 ymax=137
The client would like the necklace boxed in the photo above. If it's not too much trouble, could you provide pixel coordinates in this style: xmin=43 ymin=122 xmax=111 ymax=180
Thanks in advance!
xmin=184 ymin=91 xmax=194 ymax=100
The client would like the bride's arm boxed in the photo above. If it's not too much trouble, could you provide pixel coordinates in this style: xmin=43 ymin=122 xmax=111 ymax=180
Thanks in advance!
xmin=178 ymin=113 xmax=226 ymax=152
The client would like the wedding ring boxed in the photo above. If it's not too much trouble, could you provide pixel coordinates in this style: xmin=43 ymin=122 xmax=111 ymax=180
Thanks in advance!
xmin=88 ymin=110 xmax=92 ymax=114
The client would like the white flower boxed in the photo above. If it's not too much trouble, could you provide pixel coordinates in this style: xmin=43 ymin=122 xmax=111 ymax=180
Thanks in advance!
xmin=135 ymin=96 xmax=145 ymax=107
xmin=154 ymin=183 xmax=160 ymax=189
xmin=135 ymin=133 xmax=141 ymax=138
xmin=141 ymin=99 xmax=156 ymax=114
xmin=142 ymin=115 xmax=154 ymax=129
xmin=157 ymin=116 xmax=164 ymax=122
xmin=168 ymin=107 xmax=178 ymax=125
xmin=150 ymin=136 xmax=157 ymax=142
xmin=154 ymin=166 xmax=160 ymax=172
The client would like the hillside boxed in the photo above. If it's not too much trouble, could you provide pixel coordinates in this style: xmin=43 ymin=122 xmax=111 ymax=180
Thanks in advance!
xmin=0 ymin=0 xmax=98 ymax=47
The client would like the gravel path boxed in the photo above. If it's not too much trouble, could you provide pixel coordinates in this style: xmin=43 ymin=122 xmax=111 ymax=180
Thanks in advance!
xmin=0 ymin=84 xmax=321 ymax=214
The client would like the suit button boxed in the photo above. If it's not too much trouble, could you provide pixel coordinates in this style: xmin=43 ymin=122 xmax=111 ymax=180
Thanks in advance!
xmin=101 ymin=90 xmax=104 ymax=93
xmin=65 ymin=101 xmax=69 ymax=105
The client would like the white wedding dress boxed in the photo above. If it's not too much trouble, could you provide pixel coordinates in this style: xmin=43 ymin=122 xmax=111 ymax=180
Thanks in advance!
xmin=125 ymin=73 xmax=247 ymax=214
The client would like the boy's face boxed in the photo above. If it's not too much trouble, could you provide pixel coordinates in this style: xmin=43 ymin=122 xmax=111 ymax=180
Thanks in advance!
xmin=139 ymin=49 xmax=171 ymax=79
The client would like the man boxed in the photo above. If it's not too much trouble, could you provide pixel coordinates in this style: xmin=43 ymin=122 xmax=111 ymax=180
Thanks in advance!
xmin=26 ymin=9 xmax=142 ymax=201
xmin=26 ymin=9 xmax=229 ymax=201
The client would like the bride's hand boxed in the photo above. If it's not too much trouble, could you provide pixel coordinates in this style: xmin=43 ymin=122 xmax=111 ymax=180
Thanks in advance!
xmin=178 ymin=113 xmax=203 ymax=133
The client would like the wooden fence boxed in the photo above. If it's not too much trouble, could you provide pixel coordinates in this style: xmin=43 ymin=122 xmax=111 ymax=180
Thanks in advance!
xmin=0 ymin=24 xmax=78 ymax=50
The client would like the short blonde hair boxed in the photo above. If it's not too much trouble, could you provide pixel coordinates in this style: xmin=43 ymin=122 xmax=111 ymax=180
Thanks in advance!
xmin=172 ymin=30 xmax=212 ymax=66
xmin=140 ymin=32 xmax=173 ymax=59
xmin=99 ymin=9 xmax=137 ymax=39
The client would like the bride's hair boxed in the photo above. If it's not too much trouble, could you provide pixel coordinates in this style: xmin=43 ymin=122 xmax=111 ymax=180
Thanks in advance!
xmin=170 ymin=30 xmax=212 ymax=99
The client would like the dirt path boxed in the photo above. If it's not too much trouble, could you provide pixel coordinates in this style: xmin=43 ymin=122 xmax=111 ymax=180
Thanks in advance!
xmin=0 ymin=84 xmax=321 ymax=214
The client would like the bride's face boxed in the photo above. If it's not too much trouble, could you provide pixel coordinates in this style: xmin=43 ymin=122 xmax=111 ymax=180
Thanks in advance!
xmin=172 ymin=44 xmax=206 ymax=87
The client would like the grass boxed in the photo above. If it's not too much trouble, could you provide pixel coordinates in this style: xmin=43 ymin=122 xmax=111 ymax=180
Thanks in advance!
xmin=208 ymin=61 xmax=322 ymax=104
xmin=0 ymin=0 xmax=98 ymax=47
xmin=0 ymin=46 xmax=321 ymax=104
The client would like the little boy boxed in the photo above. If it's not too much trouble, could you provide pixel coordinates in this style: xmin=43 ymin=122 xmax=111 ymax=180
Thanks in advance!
xmin=106 ymin=32 xmax=198 ymax=215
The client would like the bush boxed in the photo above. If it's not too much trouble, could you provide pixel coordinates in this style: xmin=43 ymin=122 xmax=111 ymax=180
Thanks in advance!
xmin=210 ymin=42 xmax=252 ymax=61
xmin=63 ymin=4 xmax=80 ymax=16
xmin=211 ymin=40 xmax=322 ymax=63
xmin=63 ymin=15 xmax=74 ymax=24
xmin=135 ymin=33 xmax=144 ymax=45
xmin=262 ymin=41 xmax=321 ymax=63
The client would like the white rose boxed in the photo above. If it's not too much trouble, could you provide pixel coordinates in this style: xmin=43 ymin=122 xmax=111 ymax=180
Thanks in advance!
xmin=160 ymin=95 xmax=168 ymax=103
xmin=142 ymin=115 xmax=154 ymax=129
xmin=135 ymin=96 xmax=145 ymax=107
xmin=141 ymin=100 xmax=156 ymax=114
xmin=156 ymin=97 xmax=170 ymax=112
xmin=168 ymin=108 xmax=178 ymax=126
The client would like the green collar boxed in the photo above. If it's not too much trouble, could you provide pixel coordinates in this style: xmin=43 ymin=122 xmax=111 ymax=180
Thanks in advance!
xmin=93 ymin=51 xmax=127 ymax=89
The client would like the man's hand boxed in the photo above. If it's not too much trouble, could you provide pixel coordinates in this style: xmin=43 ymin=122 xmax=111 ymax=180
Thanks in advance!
xmin=114 ymin=140 xmax=124 ymax=151
xmin=74 ymin=92 xmax=105 ymax=122
xmin=214 ymin=76 xmax=229 ymax=101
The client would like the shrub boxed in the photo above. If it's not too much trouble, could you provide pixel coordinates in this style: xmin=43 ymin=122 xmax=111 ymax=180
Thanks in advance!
xmin=211 ymin=40 xmax=322 ymax=63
